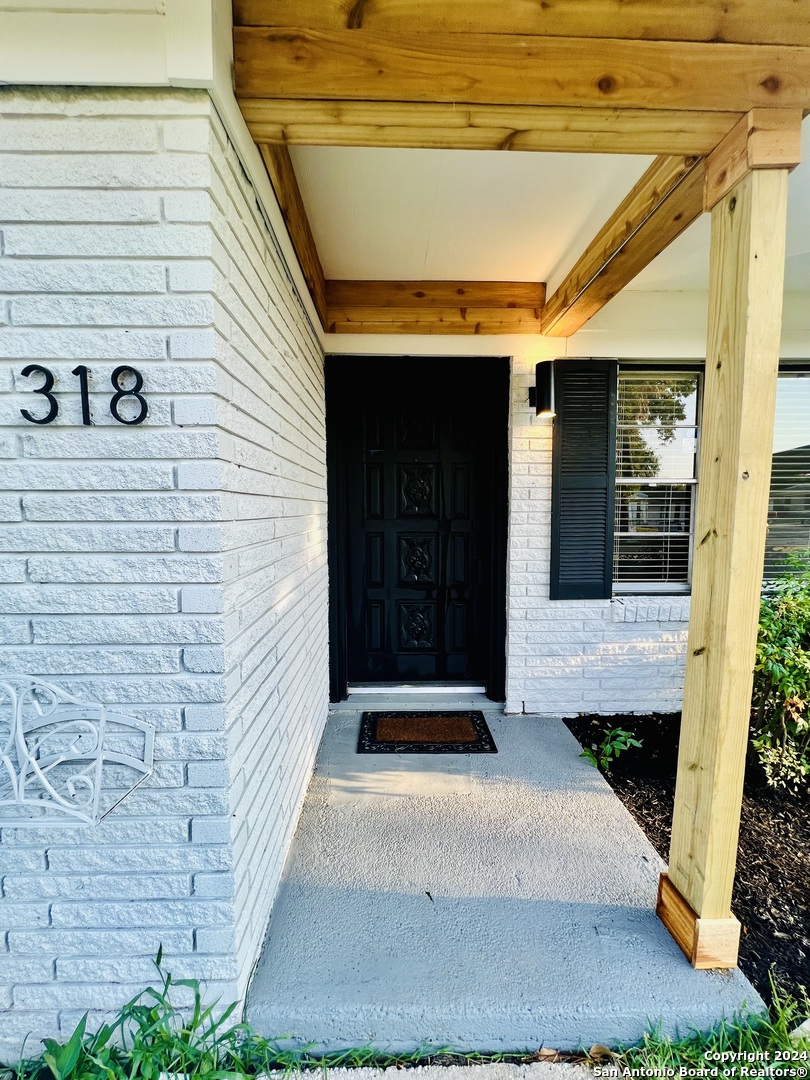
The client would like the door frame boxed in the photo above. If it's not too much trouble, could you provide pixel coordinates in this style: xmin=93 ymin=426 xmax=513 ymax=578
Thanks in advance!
xmin=325 ymin=355 xmax=509 ymax=702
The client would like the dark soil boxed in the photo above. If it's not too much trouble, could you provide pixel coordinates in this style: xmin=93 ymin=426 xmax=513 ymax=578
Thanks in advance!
xmin=564 ymin=713 xmax=810 ymax=1005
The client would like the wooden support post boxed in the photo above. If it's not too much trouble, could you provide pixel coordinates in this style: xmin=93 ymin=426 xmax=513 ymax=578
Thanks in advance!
xmin=660 ymin=163 xmax=791 ymax=969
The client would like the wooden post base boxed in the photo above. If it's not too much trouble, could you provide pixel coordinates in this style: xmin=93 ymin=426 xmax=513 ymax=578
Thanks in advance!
xmin=657 ymin=873 xmax=741 ymax=969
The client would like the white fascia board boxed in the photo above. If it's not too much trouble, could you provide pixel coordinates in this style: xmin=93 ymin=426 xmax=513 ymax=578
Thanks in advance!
xmin=165 ymin=0 xmax=216 ymax=86
xmin=0 ymin=0 xmax=213 ymax=87
xmin=0 ymin=1 xmax=160 ymax=10
xmin=0 ymin=10 xmax=168 ymax=84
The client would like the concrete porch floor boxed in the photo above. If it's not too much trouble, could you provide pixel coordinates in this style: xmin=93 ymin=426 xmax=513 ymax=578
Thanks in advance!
xmin=246 ymin=703 xmax=762 ymax=1052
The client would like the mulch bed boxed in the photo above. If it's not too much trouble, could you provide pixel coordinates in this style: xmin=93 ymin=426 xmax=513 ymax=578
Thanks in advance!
xmin=565 ymin=713 xmax=810 ymax=1005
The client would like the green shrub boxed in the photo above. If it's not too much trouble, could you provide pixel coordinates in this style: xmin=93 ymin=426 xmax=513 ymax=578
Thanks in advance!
xmin=580 ymin=727 xmax=642 ymax=772
xmin=752 ymin=548 xmax=810 ymax=790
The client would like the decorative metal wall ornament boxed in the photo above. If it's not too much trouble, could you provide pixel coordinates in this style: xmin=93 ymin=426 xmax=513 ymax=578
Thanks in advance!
xmin=0 ymin=678 xmax=155 ymax=827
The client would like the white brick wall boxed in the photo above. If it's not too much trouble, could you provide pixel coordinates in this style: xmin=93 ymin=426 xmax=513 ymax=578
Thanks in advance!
xmin=505 ymin=357 xmax=690 ymax=716
xmin=0 ymin=87 xmax=327 ymax=1057
xmin=205 ymin=114 xmax=329 ymax=992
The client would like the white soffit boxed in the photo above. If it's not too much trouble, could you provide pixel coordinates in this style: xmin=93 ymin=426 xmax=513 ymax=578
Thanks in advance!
xmin=289 ymin=145 xmax=653 ymax=284
xmin=290 ymin=119 xmax=810 ymax=293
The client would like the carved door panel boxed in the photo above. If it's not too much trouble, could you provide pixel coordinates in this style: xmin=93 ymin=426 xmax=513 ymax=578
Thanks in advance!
xmin=341 ymin=359 xmax=499 ymax=685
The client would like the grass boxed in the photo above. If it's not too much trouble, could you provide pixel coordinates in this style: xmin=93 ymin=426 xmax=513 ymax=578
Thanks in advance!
xmin=2 ymin=954 xmax=808 ymax=1078
xmin=603 ymin=981 xmax=810 ymax=1078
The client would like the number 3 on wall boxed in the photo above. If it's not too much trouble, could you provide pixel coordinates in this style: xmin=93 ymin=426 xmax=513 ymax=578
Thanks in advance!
xmin=19 ymin=365 xmax=148 ymax=426
xmin=19 ymin=365 xmax=59 ymax=425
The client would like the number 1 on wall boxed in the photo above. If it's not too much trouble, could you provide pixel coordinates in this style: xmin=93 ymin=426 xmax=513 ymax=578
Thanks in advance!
xmin=71 ymin=365 xmax=92 ymax=426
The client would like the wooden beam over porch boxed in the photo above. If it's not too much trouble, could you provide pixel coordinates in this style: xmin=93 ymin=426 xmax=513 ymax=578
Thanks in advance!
xmin=325 ymin=279 xmax=545 ymax=335
xmin=541 ymin=110 xmax=803 ymax=338
xmin=235 ymin=7 xmax=810 ymax=340
xmin=658 ymin=112 xmax=800 ymax=970
xmin=540 ymin=154 xmax=705 ymax=338
xmin=242 ymin=99 xmax=742 ymax=157
xmin=234 ymin=29 xmax=810 ymax=115
xmin=234 ymin=0 xmax=810 ymax=48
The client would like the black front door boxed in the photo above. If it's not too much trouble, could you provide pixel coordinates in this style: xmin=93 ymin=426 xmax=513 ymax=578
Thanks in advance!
xmin=326 ymin=357 xmax=508 ymax=699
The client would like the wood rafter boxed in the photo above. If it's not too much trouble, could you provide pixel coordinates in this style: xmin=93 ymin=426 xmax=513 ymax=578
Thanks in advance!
xmin=541 ymin=155 xmax=705 ymax=337
xmin=540 ymin=110 xmax=802 ymax=338
xmin=234 ymin=29 xmax=810 ymax=115
xmin=254 ymin=113 xmax=802 ymax=336
xmin=325 ymin=280 xmax=545 ymax=335
xmin=234 ymin=1 xmax=810 ymax=48
xmin=259 ymin=143 xmax=327 ymax=326
xmin=242 ymin=99 xmax=742 ymax=157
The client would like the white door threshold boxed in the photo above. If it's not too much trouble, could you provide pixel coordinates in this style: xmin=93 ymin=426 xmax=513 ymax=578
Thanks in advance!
xmin=348 ymin=684 xmax=487 ymax=696
xmin=333 ymin=690 xmax=503 ymax=713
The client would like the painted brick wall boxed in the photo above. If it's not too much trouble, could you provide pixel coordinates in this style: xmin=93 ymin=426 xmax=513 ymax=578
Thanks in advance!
xmin=206 ymin=109 xmax=329 ymax=991
xmin=505 ymin=356 xmax=691 ymax=717
xmin=0 ymin=87 xmax=327 ymax=1056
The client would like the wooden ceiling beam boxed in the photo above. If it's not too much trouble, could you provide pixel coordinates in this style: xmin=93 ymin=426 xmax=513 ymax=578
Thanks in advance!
xmin=234 ymin=29 xmax=810 ymax=114
xmin=541 ymin=155 xmax=705 ymax=337
xmin=326 ymin=280 xmax=544 ymax=309
xmin=259 ymin=143 xmax=327 ymax=328
xmin=324 ymin=280 xmax=545 ymax=334
xmin=541 ymin=108 xmax=801 ymax=336
xmin=233 ymin=0 xmax=810 ymax=48
xmin=241 ymin=99 xmax=742 ymax=156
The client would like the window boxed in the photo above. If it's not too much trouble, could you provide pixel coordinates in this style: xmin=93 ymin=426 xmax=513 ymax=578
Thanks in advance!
xmin=766 ymin=369 xmax=810 ymax=577
xmin=549 ymin=361 xmax=809 ymax=602
xmin=549 ymin=359 xmax=700 ymax=601
xmin=613 ymin=371 xmax=700 ymax=593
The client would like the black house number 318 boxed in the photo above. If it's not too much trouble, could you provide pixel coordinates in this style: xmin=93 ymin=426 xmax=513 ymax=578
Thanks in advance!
xmin=20 ymin=365 xmax=148 ymax=426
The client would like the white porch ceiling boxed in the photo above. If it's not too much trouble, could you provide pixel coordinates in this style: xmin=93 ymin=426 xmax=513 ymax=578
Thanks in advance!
xmin=289 ymin=119 xmax=810 ymax=294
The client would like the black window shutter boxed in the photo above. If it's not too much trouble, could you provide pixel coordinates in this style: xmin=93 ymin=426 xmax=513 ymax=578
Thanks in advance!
xmin=549 ymin=360 xmax=618 ymax=600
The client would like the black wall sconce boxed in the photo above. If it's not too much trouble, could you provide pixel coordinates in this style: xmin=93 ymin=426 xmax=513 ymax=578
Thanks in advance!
xmin=528 ymin=360 xmax=556 ymax=418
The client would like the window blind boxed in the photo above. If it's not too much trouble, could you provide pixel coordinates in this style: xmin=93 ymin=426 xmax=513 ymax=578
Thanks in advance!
xmin=613 ymin=372 xmax=699 ymax=590
xmin=766 ymin=372 xmax=810 ymax=577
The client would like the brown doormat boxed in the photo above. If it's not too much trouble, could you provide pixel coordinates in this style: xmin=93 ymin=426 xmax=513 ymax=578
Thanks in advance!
xmin=357 ymin=711 xmax=497 ymax=753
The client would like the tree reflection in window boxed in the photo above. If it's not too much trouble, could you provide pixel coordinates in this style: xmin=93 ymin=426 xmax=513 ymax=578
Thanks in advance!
xmin=614 ymin=373 xmax=699 ymax=589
